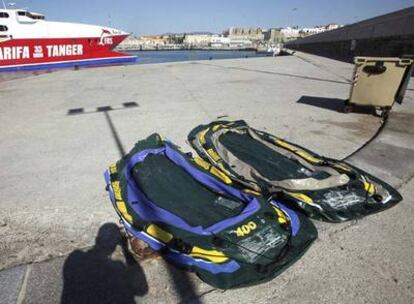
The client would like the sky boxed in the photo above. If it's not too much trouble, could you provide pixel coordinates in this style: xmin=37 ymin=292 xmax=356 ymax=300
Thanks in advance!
xmin=5 ymin=0 xmax=414 ymax=36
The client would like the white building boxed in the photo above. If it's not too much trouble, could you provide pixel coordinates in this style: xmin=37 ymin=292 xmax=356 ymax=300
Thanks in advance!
xmin=225 ymin=27 xmax=264 ymax=41
xmin=183 ymin=34 xmax=212 ymax=47
xmin=280 ymin=27 xmax=300 ymax=38
xmin=117 ymin=36 xmax=142 ymax=50
xmin=228 ymin=38 xmax=253 ymax=48
xmin=301 ymin=27 xmax=326 ymax=35
xmin=299 ymin=24 xmax=341 ymax=37
xmin=326 ymin=23 xmax=340 ymax=30
xmin=210 ymin=35 xmax=230 ymax=48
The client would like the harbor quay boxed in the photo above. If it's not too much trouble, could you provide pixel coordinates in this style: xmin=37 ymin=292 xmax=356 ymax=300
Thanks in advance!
xmin=0 ymin=52 xmax=413 ymax=303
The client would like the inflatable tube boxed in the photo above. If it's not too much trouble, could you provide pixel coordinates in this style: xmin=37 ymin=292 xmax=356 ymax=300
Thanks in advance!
xmin=188 ymin=121 xmax=402 ymax=222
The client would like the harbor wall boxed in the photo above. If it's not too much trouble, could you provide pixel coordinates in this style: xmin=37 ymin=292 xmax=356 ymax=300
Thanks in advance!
xmin=285 ymin=7 xmax=414 ymax=62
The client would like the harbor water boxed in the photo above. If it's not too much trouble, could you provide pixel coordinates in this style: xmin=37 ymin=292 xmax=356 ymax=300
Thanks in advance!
xmin=128 ymin=50 xmax=270 ymax=64
xmin=0 ymin=50 xmax=270 ymax=82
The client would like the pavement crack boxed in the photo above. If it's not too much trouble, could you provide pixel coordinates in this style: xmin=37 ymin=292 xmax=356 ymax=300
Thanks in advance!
xmin=195 ymin=288 xmax=222 ymax=302
xmin=335 ymin=242 xmax=414 ymax=298
xmin=16 ymin=264 xmax=31 ymax=304
xmin=198 ymin=61 xmax=350 ymax=85
xmin=397 ymin=173 xmax=414 ymax=190
xmin=197 ymin=288 xmax=218 ymax=298
xmin=294 ymin=54 xmax=352 ymax=83
xmin=327 ymin=221 xmax=361 ymax=239
xmin=179 ymin=288 xmax=216 ymax=304
xmin=168 ymin=69 xmax=213 ymax=120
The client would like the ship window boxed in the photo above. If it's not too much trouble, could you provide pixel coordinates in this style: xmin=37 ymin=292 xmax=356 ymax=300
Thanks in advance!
xmin=0 ymin=25 xmax=8 ymax=32
xmin=0 ymin=12 xmax=10 ymax=18
xmin=30 ymin=14 xmax=44 ymax=20
xmin=18 ymin=11 xmax=27 ymax=16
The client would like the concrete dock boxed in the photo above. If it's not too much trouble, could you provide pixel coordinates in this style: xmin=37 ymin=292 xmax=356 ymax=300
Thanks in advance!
xmin=0 ymin=52 xmax=413 ymax=303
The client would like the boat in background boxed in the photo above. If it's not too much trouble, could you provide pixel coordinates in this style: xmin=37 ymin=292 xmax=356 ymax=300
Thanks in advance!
xmin=256 ymin=44 xmax=282 ymax=57
xmin=0 ymin=7 xmax=136 ymax=71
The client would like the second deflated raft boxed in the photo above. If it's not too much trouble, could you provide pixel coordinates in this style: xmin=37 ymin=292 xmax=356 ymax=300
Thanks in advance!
xmin=188 ymin=120 xmax=402 ymax=222
xmin=104 ymin=134 xmax=317 ymax=289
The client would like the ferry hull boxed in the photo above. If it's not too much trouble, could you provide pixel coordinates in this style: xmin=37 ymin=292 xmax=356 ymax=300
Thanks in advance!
xmin=0 ymin=35 xmax=137 ymax=71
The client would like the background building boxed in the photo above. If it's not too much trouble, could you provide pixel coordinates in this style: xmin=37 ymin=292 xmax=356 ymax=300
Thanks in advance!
xmin=224 ymin=27 xmax=264 ymax=41
xmin=117 ymin=22 xmax=343 ymax=51
xmin=210 ymin=35 xmax=230 ymax=48
xmin=280 ymin=27 xmax=301 ymax=39
xmin=183 ymin=34 xmax=212 ymax=47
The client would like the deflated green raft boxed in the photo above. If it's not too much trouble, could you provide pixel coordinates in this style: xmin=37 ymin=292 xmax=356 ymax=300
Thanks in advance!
xmin=105 ymin=134 xmax=317 ymax=289
xmin=188 ymin=120 xmax=402 ymax=222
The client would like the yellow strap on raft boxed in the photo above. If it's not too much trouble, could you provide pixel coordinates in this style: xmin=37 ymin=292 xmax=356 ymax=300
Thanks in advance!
xmin=112 ymin=181 xmax=122 ymax=201
xmin=211 ymin=123 xmax=228 ymax=132
xmin=109 ymin=163 xmax=117 ymax=174
xmin=199 ymin=128 xmax=209 ymax=145
xmin=145 ymin=224 xmax=228 ymax=263
xmin=146 ymin=224 xmax=173 ymax=243
xmin=210 ymin=167 xmax=232 ymax=184
xmin=190 ymin=246 xmax=229 ymax=263
xmin=109 ymin=164 xmax=134 ymax=224
xmin=194 ymin=156 xmax=211 ymax=170
xmin=275 ymin=139 xmax=321 ymax=164
xmin=285 ymin=192 xmax=314 ymax=205
xmin=272 ymin=206 xmax=288 ymax=225
xmin=116 ymin=201 xmax=133 ymax=223
xmin=362 ymin=176 xmax=376 ymax=195
xmin=243 ymin=189 xmax=262 ymax=196
xmin=212 ymin=124 xmax=221 ymax=131
xmin=194 ymin=157 xmax=232 ymax=184
xmin=207 ymin=148 xmax=221 ymax=162
xmin=333 ymin=163 xmax=352 ymax=172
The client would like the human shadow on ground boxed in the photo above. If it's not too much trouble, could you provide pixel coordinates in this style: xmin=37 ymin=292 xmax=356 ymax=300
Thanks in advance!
xmin=61 ymin=223 xmax=148 ymax=304
xmin=63 ymin=110 xmax=203 ymax=303
xmin=129 ymin=236 xmax=203 ymax=303
xmin=297 ymin=95 xmax=376 ymax=115
xmin=163 ymin=258 xmax=203 ymax=304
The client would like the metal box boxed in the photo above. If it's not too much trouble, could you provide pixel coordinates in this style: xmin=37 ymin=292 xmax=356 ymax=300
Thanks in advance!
xmin=347 ymin=57 xmax=413 ymax=117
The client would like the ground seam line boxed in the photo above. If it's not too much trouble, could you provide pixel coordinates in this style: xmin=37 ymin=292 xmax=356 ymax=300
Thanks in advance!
xmin=193 ymin=288 xmax=219 ymax=302
xmin=16 ymin=264 xmax=32 ymax=304
xmin=397 ymin=173 xmax=414 ymax=190
xmin=294 ymin=54 xmax=352 ymax=83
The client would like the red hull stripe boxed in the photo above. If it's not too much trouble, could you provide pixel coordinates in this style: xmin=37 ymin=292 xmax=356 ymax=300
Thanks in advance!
xmin=0 ymin=56 xmax=137 ymax=72
xmin=0 ymin=35 xmax=133 ymax=68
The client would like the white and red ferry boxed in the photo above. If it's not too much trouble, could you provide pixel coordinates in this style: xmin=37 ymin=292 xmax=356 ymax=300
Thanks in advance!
xmin=0 ymin=7 xmax=136 ymax=71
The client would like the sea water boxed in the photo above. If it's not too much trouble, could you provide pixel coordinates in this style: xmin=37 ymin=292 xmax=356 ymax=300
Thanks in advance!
xmin=128 ymin=50 xmax=269 ymax=65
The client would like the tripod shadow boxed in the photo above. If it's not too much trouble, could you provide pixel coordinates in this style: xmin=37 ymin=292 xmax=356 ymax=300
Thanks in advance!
xmin=61 ymin=223 xmax=148 ymax=304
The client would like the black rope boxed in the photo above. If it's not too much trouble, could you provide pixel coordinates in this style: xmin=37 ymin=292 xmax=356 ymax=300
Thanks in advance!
xmin=341 ymin=115 xmax=389 ymax=161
